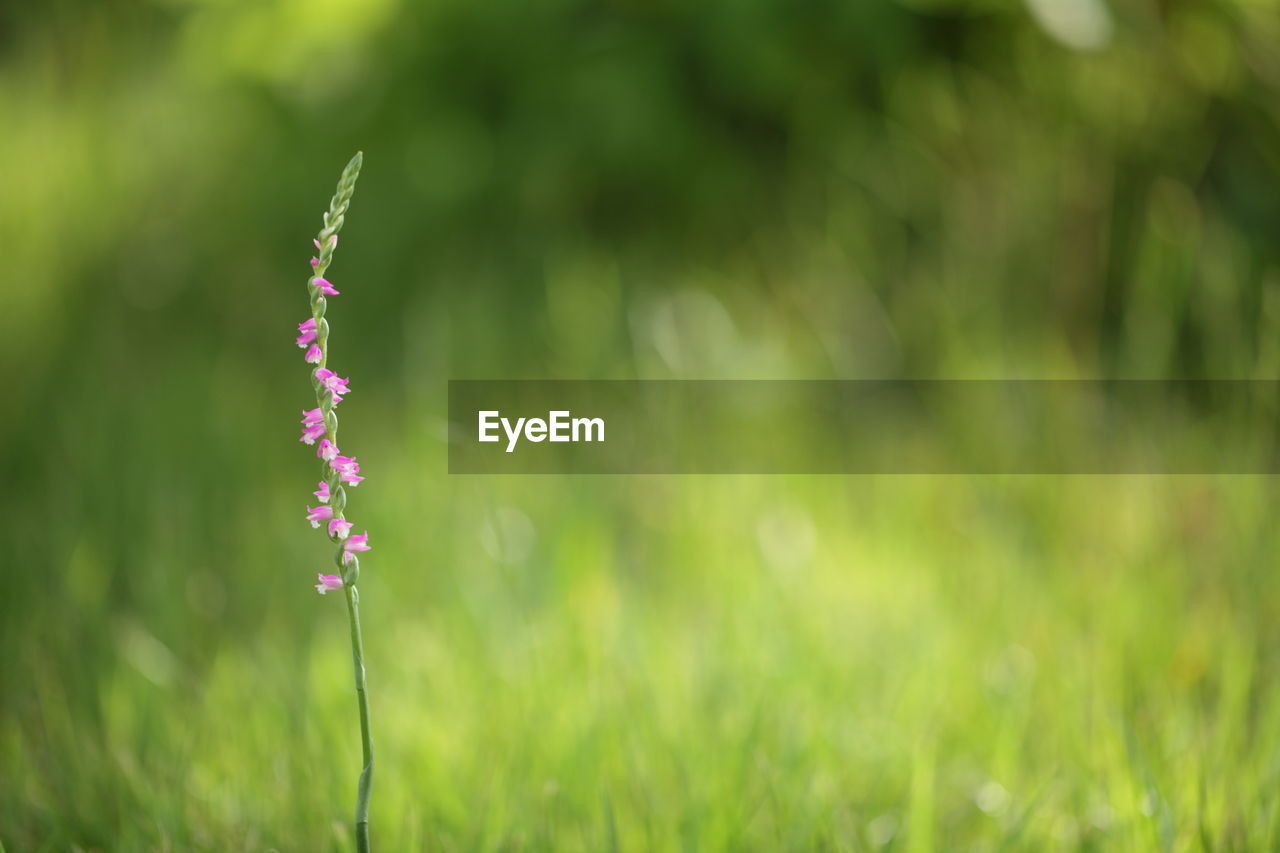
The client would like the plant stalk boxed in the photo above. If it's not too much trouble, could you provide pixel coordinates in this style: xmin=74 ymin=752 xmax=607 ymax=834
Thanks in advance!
xmin=345 ymin=582 xmax=374 ymax=853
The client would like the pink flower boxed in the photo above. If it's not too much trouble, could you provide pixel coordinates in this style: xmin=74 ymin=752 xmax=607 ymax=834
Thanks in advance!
xmin=332 ymin=455 xmax=364 ymax=486
xmin=328 ymin=518 xmax=353 ymax=539
xmin=310 ymin=257 xmax=320 ymax=267
xmin=315 ymin=574 xmax=344 ymax=594
xmin=314 ymin=368 xmax=350 ymax=403
xmin=304 ymin=344 xmax=323 ymax=364
xmin=299 ymin=408 xmax=325 ymax=444
xmin=317 ymin=439 xmax=339 ymax=461
xmin=312 ymin=277 xmax=340 ymax=297
xmin=296 ymin=318 xmax=317 ymax=348
xmin=314 ymin=481 xmax=331 ymax=503
xmin=313 ymin=236 xmax=337 ymax=250
xmin=306 ymin=505 xmax=334 ymax=528
xmin=342 ymin=532 xmax=371 ymax=563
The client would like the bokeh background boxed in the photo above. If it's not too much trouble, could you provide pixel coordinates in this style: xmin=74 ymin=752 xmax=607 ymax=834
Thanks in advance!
xmin=4 ymin=0 xmax=1280 ymax=849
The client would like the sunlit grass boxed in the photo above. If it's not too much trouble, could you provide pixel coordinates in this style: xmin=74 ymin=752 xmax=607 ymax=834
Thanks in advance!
xmin=4 ymin=0 xmax=1280 ymax=848
xmin=6 ymin=472 xmax=1278 ymax=850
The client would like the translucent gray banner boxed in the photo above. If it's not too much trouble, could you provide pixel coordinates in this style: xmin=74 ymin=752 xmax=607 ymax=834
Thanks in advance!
xmin=447 ymin=380 xmax=1280 ymax=474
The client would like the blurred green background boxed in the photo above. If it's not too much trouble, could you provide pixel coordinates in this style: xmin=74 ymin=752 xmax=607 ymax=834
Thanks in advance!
xmin=4 ymin=0 xmax=1280 ymax=849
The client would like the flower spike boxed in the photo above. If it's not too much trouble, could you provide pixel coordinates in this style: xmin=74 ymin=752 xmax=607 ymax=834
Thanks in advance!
xmin=290 ymin=152 xmax=373 ymax=849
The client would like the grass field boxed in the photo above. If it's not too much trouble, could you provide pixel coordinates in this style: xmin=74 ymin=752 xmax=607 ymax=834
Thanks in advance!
xmin=7 ymin=469 xmax=1279 ymax=850
xmin=5 ymin=0 xmax=1280 ymax=848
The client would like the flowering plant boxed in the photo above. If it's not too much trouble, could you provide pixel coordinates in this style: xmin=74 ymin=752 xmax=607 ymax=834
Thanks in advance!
xmin=295 ymin=152 xmax=374 ymax=851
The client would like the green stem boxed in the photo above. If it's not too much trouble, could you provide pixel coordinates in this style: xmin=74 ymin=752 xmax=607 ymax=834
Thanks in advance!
xmin=345 ymin=582 xmax=374 ymax=853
